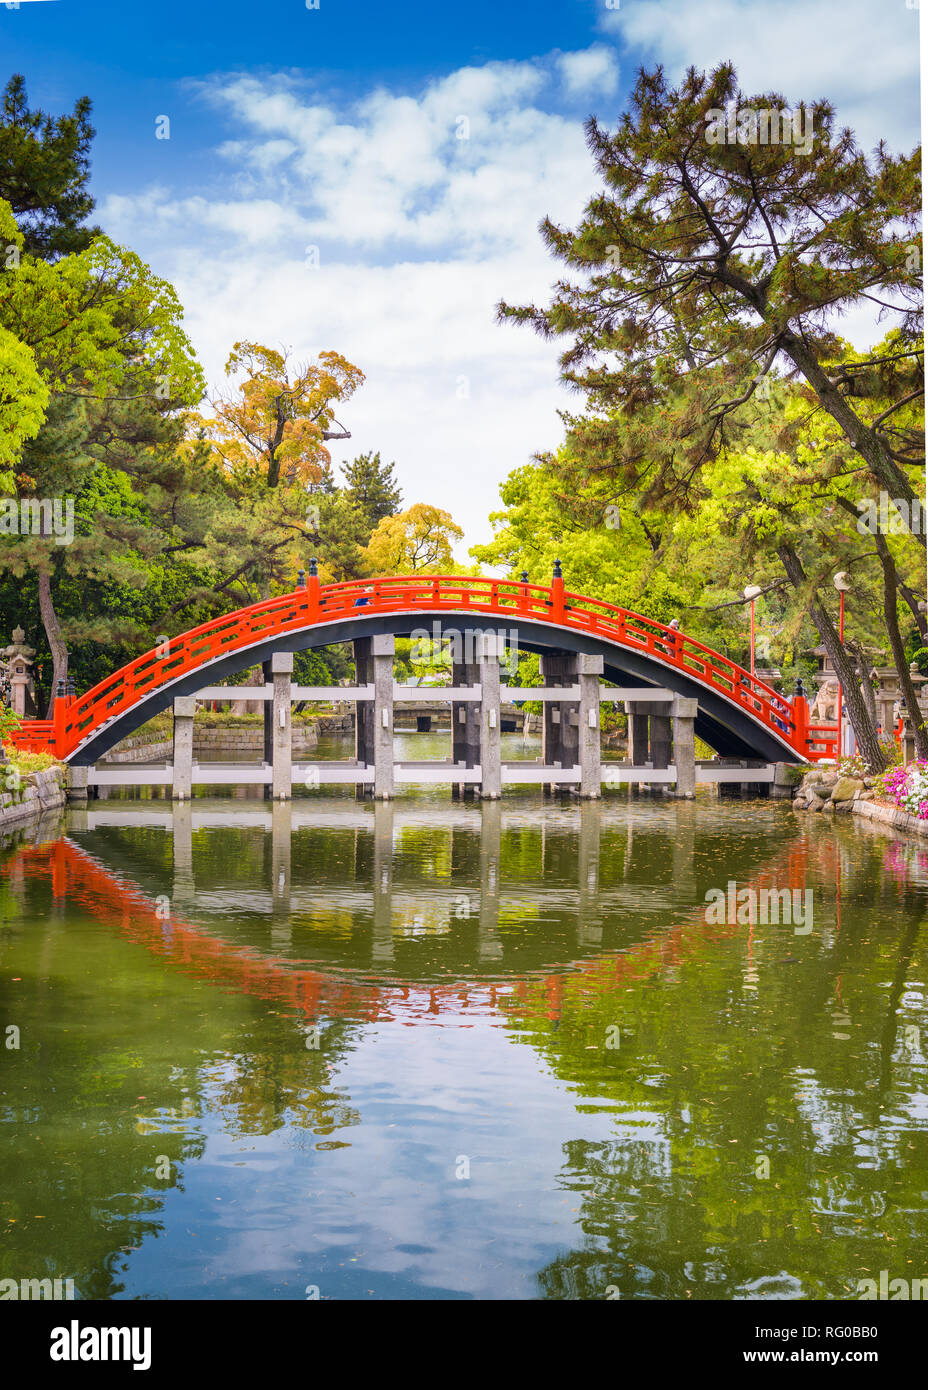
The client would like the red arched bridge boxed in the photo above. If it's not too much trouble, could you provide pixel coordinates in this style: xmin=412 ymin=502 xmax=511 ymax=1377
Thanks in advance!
xmin=7 ymin=571 xmax=836 ymax=766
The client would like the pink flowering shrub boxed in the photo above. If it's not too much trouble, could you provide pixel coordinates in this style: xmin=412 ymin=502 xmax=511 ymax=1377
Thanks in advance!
xmin=876 ymin=761 xmax=928 ymax=819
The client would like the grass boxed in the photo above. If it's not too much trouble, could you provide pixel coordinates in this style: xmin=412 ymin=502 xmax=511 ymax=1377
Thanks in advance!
xmin=4 ymin=749 xmax=62 ymax=776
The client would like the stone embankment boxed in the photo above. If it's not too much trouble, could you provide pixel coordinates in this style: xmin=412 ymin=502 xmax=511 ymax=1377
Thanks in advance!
xmin=0 ymin=765 xmax=66 ymax=831
xmin=792 ymin=766 xmax=928 ymax=839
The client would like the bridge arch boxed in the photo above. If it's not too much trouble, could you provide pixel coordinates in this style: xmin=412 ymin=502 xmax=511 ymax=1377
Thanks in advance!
xmin=11 ymin=575 xmax=828 ymax=766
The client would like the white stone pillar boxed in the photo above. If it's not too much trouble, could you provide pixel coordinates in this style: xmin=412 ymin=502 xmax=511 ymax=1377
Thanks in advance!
xmin=672 ymin=696 xmax=698 ymax=799
xmin=270 ymin=652 xmax=294 ymax=800
xmin=172 ymin=696 xmax=195 ymax=800
xmin=66 ymin=765 xmax=89 ymax=804
xmin=576 ymin=654 xmax=603 ymax=798
xmin=477 ymin=631 xmax=503 ymax=799
xmin=372 ymin=634 xmax=395 ymax=800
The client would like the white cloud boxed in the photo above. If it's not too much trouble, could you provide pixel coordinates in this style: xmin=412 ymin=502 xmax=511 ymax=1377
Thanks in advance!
xmin=99 ymin=28 xmax=910 ymax=556
xmin=100 ymin=61 xmax=600 ymax=553
xmin=189 ymin=66 xmax=584 ymax=256
xmin=600 ymin=0 xmax=920 ymax=153
xmin=557 ymin=45 xmax=620 ymax=99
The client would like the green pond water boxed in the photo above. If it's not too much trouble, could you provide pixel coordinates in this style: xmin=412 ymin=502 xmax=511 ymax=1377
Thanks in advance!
xmin=1 ymin=731 xmax=926 ymax=1300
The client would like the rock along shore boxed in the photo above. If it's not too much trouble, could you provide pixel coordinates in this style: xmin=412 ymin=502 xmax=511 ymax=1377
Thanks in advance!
xmin=792 ymin=766 xmax=928 ymax=839
xmin=0 ymin=765 xmax=67 ymax=832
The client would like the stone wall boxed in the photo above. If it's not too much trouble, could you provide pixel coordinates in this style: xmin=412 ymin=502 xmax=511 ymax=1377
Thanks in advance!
xmin=0 ymin=765 xmax=66 ymax=831
xmin=102 ymin=737 xmax=173 ymax=764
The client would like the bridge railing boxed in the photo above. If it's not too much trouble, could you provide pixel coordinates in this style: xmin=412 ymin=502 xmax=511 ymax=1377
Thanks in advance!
xmin=8 ymin=574 xmax=828 ymax=761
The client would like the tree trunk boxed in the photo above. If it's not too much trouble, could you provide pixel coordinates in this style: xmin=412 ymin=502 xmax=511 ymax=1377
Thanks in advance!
xmin=37 ymin=568 xmax=68 ymax=718
xmin=897 ymin=576 xmax=928 ymax=641
xmin=777 ymin=543 xmax=885 ymax=771
xmin=780 ymin=332 xmax=925 ymax=549
xmin=873 ymin=531 xmax=928 ymax=760
xmin=850 ymin=639 xmax=878 ymax=730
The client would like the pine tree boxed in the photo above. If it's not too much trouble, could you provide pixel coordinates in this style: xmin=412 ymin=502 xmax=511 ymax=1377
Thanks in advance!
xmin=499 ymin=64 xmax=923 ymax=542
xmin=0 ymin=75 xmax=98 ymax=260
xmin=342 ymin=451 xmax=402 ymax=537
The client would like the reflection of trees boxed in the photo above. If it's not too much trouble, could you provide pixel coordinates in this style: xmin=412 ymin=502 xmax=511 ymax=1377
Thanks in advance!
xmin=522 ymin=828 xmax=928 ymax=1300
xmin=12 ymin=803 xmax=927 ymax=1302
xmin=206 ymin=1019 xmax=360 ymax=1138
xmin=1 ymin=838 xmax=364 ymax=1299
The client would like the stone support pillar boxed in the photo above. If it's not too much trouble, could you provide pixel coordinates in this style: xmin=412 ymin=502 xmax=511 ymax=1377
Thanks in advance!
xmin=477 ymin=632 xmax=502 ymax=800
xmin=172 ymin=696 xmax=195 ymax=800
xmin=270 ymin=652 xmax=293 ymax=800
xmin=576 ymin=654 xmax=603 ymax=799
xmin=354 ymin=635 xmax=395 ymax=799
xmin=671 ymin=696 xmax=697 ymax=799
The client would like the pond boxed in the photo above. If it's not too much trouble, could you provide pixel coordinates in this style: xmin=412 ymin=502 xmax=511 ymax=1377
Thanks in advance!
xmin=1 ymin=771 xmax=926 ymax=1300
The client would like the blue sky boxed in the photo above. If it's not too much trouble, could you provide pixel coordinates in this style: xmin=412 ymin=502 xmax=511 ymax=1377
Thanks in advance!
xmin=0 ymin=0 xmax=922 ymax=550
xmin=2 ymin=0 xmax=609 ymax=192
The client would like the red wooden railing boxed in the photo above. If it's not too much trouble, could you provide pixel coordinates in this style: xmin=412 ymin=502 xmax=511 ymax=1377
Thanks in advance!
xmin=5 ymin=573 xmax=837 ymax=762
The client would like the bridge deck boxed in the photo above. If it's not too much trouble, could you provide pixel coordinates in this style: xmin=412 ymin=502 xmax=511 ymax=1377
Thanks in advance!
xmin=84 ymin=758 xmax=778 ymax=788
xmin=7 ymin=573 xmax=838 ymax=766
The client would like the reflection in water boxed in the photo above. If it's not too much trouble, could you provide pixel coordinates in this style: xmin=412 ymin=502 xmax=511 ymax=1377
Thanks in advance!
xmin=0 ymin=795 xmax=926 ymax=1300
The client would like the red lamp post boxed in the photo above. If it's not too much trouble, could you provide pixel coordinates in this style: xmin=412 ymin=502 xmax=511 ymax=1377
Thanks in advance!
xmin=744 ymin=585 xmax=762 ymax=678
xmin=834 ymin=572 xmax=852 ymax=760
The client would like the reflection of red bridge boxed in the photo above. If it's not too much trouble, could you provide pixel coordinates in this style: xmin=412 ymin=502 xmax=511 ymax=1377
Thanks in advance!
xmin=7 ymin=833 xmax=818 ymax=1026
xmin=8 ymin=573 xmax=837 ymax=765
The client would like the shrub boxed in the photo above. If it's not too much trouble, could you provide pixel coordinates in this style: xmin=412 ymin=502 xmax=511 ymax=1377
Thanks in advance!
xmin=875 ymin=761 xmax=928 ymax=819
xmin=0 ymin=701 xmax=21 ymax=743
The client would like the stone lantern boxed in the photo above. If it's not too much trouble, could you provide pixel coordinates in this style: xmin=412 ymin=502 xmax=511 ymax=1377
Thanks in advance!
xmin=1 ymin=628 xmax=37 ymax=718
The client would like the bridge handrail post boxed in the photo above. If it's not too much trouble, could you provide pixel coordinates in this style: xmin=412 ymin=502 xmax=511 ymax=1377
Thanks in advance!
xmin=791 ymin=681 xmax=811 ymax=758
xmin=52 ymin=685 xmax=69 ymax=758
xmin=305 ymin=557 xmax=321 ymax=619
xmin=551 ymin=560 xmax=565 ymax=624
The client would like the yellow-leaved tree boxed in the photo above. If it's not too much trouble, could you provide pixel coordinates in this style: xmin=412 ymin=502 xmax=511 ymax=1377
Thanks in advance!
xmin=363 ymin=504 xmax=465 ymax=574
xmin=193 ymin=342 xmax=365 ymax=490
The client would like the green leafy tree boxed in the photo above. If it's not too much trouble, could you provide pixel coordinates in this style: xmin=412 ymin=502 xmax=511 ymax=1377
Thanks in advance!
xmin=472 ymin=453 xmax=705 ymax=629
xmin=499 ymin=62 xmax=922 ymax=530
xmin=0 ymin=74 xmax=97 ymax=259
xmin=0 ymin=199 xmax=206 ymax=705
xmin=342 ymin=451 xmax=402 ymax=537
xmin=364 ymin=503 xmax=464 ymax=574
